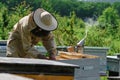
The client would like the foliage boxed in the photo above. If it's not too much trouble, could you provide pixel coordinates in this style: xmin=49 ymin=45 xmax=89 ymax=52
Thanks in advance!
xmin=0 ymin=3 xmax=9 ymax=39
xmin=98 ymin=7 xmax=120 ymax=29
xmin=0 ymin=0 xmax=120 ymax=55
xmin=112 ymin=2 xmax=120 ymax=17
xmin=7 ymin=1 xmax=32 ymax=32
xmin=40 ymin=0 xmax=53 ymax=12
xmin=53 ymin=12 xmax=85 ymax=46
xmin=0 ymin=0 xmax=112 ymax=18
xmin=0 ymin=1 xmax=32 ymax=39
xmin=108 ymin=40 xmax=120 ymax=55
xmin=95 ymin=7 xmax=120 ymax=54
xmin=51 ymin=0 xmax=111 ymax=19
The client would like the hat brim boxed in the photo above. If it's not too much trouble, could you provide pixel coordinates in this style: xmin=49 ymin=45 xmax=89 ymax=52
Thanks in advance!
xmin=33 ymin=8 xmax=58 ymax=31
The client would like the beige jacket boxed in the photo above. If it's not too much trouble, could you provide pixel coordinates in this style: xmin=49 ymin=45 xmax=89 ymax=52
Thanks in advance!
xmin=6 ymin=13 xmax=57 ymax=58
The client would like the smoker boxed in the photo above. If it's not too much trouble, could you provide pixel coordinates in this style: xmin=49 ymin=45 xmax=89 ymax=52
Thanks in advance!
xmin=76 ymin=28 xmax=87 ymax=54
xmin=76 ymin=38 xmax=85 ymax=53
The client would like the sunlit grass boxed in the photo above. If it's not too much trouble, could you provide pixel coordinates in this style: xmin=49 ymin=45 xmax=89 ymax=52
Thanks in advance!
xmin=101 ymin=76 xmax=107 ymax=80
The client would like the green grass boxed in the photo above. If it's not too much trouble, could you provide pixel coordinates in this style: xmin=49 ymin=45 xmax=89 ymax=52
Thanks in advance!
xmin=101 ymin=76 xmax=107 ymax=80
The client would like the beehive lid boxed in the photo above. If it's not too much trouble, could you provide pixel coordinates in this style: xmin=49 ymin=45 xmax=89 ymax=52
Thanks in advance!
xmin=0 ymin=57 xmax=79 ymax=67
xmin=0 ymin=57 xmax=79 ymax=75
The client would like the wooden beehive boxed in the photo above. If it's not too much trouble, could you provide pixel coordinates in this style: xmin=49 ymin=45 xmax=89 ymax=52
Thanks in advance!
xmin=0 ymin=57 xmax=79 ymax=80
xmin=57 ymin=51 xmax=100 ymax=80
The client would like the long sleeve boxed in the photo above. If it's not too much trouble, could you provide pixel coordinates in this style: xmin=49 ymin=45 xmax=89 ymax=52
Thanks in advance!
xmin=41 ymin=32 xmax=57 ymax=56
xmin=17 ymin=14 xmax=41 ymax=58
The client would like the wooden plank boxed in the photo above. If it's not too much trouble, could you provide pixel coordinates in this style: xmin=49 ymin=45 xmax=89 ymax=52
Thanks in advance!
xmin=57 ymin=51 xmax=99 ymax=60
xmin=0 ymin=73 xmax=33 ymax=80
xmin=18 ymin=74 xmax=73 ymax=80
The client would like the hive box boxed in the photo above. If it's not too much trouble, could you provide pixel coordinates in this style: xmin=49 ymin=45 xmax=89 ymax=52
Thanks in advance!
xmin=107 ymin=56 xmax=120 ymax=76
xmin=84 ymin=46 xmax=109 ymax=76
xmin=0 ymin=40 xmax=7 ymax=57
xmin=57 ymin=46 xmax=109 ymax=76
xmin=57 ymin=52 xmax=100 ymax=80
xmin=0 ymin=57 xmax=79 ymax=80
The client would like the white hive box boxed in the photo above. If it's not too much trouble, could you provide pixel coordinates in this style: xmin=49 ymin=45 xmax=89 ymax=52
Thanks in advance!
xmin=0 ymin=40 xmax=7 ymax=57
xmin=56 ymin=51 xmax=100 ymax=80
xmin=84 ymin=46 xmax=109 ymax=76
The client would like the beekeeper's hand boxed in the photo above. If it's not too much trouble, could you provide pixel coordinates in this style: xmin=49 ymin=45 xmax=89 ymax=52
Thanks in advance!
xmin=37 ymin=54 xmax=48 ymax=59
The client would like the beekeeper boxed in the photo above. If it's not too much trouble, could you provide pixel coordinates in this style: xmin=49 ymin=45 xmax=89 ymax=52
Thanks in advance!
xmin=6 ymin=8 xmax=58 ymax=60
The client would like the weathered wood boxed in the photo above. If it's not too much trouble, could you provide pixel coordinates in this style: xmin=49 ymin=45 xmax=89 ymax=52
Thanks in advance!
xmin=0 ymin=57 xmax=78 ymax=80
xmin=56 ymin=51 xmax=98 ymax=60
xmin=18 ymin=74 xmax=73 ymax=80
xmin=0 ymin=73 xmax=33 ymax=80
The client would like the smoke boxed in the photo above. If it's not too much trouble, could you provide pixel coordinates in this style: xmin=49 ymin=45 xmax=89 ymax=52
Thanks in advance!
xmin=84 ymin=18 xmax=99 ymax=38
xmin=84 ymin=17 xmax=98 ymax=27
xmin=77 ymin=17 xmax=99 ymax=46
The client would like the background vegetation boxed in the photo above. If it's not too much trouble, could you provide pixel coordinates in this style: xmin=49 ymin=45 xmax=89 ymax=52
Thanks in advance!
xmin=0 ymin=0 xmax=120 ymax=55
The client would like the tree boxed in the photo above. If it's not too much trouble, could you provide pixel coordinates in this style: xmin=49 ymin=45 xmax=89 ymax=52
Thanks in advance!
xmin=7 ymin=1 xmax=32 ymax=31
xmin=52 ymin=0 xmax=73 ymax=16
xmin=0 ymin=3 xmax=9 ymax=39
xmin=40 ymin=0 xmax=53 ymax=12
xmin=98 ymin=7 xmax=120 ymax=35
xmin=112 ymin=2 xmax=120 ymax=16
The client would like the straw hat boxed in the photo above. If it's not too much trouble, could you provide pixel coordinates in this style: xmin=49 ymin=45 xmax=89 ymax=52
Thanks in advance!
xmin=33 ymin=8 xmax=58 ymax=31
